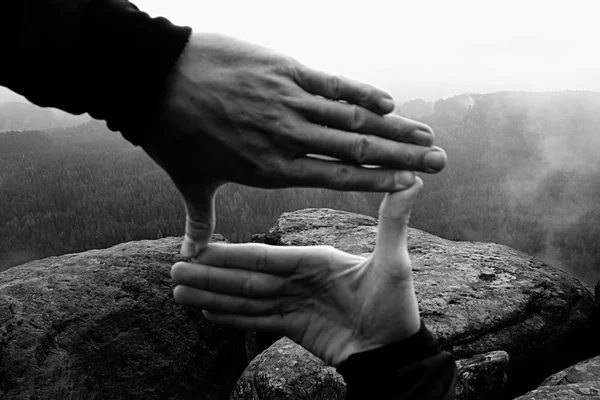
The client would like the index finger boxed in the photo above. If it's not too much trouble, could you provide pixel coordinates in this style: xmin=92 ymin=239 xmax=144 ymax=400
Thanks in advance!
xmin=294 ymin=65 xmax=395 ymax=115
xmin=193 ymin=243 xmax=331 ymax=275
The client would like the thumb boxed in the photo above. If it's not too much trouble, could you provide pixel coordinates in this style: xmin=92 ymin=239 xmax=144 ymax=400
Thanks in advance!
xmin=178 ymin=180 xmax=224 ymax=259
xmin=373 ymin=177 xmax=423 ymax=271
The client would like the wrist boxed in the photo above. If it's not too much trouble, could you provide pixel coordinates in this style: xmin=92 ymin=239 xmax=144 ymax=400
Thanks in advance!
xmin=337 ymin=320 xmax=439 ymax=372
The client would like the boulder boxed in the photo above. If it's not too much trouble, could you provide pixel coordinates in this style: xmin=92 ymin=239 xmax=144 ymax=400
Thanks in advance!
xmin=514 ymin=355 xmax=600 ymax=399
xmin=230 ymin=337 xmax=346 ymax=400
xmin=513 ymin=382 xmax=600 ymax=399
xmin=0 ymin=235 xmax=247 ymax=400
xmin=251 ymin=208 xmax=600 ymax=398
xmin=455 ymin=351 xmax=508 ymax=400
xmin=232 ymin=338 xmax=507 ymax=400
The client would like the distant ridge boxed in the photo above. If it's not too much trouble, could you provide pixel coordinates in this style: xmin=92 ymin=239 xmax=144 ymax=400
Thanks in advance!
xmin=398 ymin=90 xmax=600 ymax=120
xmin=0 ymin=102 xmax=90 ymax=131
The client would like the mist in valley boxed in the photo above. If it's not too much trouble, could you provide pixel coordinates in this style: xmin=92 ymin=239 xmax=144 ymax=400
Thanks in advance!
xmin=402 ymin=91 xmax=600 ymax=285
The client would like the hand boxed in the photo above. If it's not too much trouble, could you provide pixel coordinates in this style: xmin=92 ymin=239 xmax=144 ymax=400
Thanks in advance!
xmin=142 ymin=33 xmax=447 ymax=257
xmin=171 ymin=177 xmax=424 ymax=367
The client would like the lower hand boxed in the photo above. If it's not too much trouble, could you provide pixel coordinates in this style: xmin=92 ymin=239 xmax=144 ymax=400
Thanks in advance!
xmin=171 ymin=177 xmax=424 ymax=367
xmin=141 ymin=33 xmax=446 ymax=257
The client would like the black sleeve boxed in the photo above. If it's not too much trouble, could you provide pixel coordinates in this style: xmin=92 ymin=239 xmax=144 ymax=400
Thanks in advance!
xmin=337 ymin=322 xmax=457 ymax=400
xmin=0 ymin=0 xmax=192 ymax=145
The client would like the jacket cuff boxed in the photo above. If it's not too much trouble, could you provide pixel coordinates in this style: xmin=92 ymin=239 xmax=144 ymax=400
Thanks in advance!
xmin=337 ymin=321 xmax=457 ymax=399
xmin=80 ymin=0 xmax=192 ymax=145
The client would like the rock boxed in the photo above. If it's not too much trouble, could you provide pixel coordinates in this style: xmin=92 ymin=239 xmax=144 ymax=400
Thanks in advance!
xmin=230 ymin=337 xmax=346 ymax=400
xmin=253 ymin=208 xmax=600 ymax=398
xmin=234 ymin=338 xmax=508 ymax=400
xmin=455 ymin=351 xmax=509 ymax=400
xmin=399 ymin=98 xmax=434 ymax=119
xmin=513 ymin=354 xmax=600 ymax=399
xmin=513 ymin=382 xmax=600 ymax=399
xmin=0 ymin=235 xmax=248 ymax=400
xmin=433 ymin=94 xmax=475 ymax=118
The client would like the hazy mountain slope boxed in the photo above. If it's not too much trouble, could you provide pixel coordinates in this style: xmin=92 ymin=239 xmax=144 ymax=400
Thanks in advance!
xmin=408 ymin=91 xmax=600 ymax=284
xmin=2 ymin=91 xmax=600 ymax=286
xmin=0 ymin=102 xmax=89 ymax=131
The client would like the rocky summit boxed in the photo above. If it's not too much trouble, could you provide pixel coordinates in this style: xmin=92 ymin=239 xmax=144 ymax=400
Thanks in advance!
xmin=248 ymin=208 xmax=600 ymax=399
xmin=0 ymin=234 xmax=247 ymax=400
xmin=1 ymin=208 xmax=599 ymax=400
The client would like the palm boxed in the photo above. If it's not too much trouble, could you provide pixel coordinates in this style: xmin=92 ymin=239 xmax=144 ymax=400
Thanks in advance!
xmin=171 ymin=179 xmax=423 ymax=366
xmin=278 ymin=248 xmax=418 ymax=366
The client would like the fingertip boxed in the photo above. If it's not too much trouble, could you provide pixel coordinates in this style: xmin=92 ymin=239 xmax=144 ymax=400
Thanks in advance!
xmin=412 ymin=176 xmax=424 ymax=195
xmin=380 ymin=176 xmax=424 ymax=217
xmin=379 ymin=96 xmax=396 ymax=115
xmin=172 ymin=284 xmax=186 ymax=304
xmin=171 ymin=262 xmax=185 ymax=281
xmin=181 ymin=236 xmax=206 ymax=259
xmin=394 ymin=170 xmax=416 ymax=190
xmin=398 ymin=175 xmax=424 ymax=199
xmin=424 ymin=147 xmax=447 ymax=173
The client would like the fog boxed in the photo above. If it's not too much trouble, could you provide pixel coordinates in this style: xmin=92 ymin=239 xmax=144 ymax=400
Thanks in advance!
xmin=402 ymin=91 xmax=600 ymax=285
xmin=133 ymin=0 xmax=600 ymax=102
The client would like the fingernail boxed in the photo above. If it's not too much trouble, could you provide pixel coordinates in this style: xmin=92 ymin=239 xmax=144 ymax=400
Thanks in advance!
xmin=413 ymin=130 xmax=434 ymax=146
xmin=394 ymin=171 xmax=415 ymax=189
xmin=424 ymin=149 xmax=447 ymax=172
xmin=379 ymin=98 xmax=396 ymax=113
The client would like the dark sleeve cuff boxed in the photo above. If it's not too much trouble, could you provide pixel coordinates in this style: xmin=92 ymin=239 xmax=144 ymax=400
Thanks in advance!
xmin=337 ymin=321 xmax=457 ymax=400
xmin=0 ymin=0 xmax=191 ymax=146
xmin=79 ymin=0 xmax=192 ymax=145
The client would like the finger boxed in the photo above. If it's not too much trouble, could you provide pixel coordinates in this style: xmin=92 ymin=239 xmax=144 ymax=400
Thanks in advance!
xmin=173 ymin=285 xmax=278 ymax=315
xmin=203 ymin=310 xmax=284 ymax=334
xmin=171 ymin=261 xmax=285 ymax=298
xmin=294 ymin=66 xmax=395 ymax=115
xmin=292 ymin=124 xmax=445 ymax=172
xmin=373 ymin=177 xmax=424 ymax=270
xmin=283 ymin=155 xmax=416 ymax=191
xmin=193 ymin=243 xmax=330 ymax=275
xmin=175 ymin=180 xmax=224 ymax=258
xmin=301 ymin=98 xmax=434 ymax=146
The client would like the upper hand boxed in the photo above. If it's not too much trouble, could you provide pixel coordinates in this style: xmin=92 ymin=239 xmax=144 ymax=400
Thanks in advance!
xmin=142 ymin=33 xmax=446 ymax=257
xmin=171 ymin=177 xmax=424 ymax=367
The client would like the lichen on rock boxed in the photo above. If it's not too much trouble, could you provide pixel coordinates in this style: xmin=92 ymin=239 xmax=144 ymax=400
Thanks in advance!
xmin=0 ymin=234 xmax=247 ymax=400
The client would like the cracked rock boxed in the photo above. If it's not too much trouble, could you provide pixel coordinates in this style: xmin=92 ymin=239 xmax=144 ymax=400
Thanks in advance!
xmin=0 ymin=235 xmax=247 ymax=400
xmin=250 ymin=208 xmax=600 ymax=398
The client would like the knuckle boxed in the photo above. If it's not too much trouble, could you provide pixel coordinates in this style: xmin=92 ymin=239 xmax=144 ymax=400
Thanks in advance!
xmin=357 ymin=84 xmax=371 ymax=103
xmin=257 ymin=156 xmax=288 ymax=182
xmin=349 ymin=105 xmax=366 ymax=130
xmin=240 ymin=276 xmax=254 ymax=296
xmin=399 ymin=148 xmax=416 ymax=167
xmin=326 ymin=75 xmax=342 ymax=99
xmin=352 ymin=135 xmax=371 ymax=164
xmin=333 ymin=165 xmax=353 ymax=189
xmin=255 ymin=247 xmax=269 ymax=272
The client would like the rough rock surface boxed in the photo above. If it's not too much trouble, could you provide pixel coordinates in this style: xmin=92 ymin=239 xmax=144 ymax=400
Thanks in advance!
xmin=230 ymin=337 xmax=346 ymax=400
xmin=542 ymin=355 xmax=600 ymax=386
xmin=455 ymin=351 xmax=508 ymax=400
xmin=233 ymin=339 xmax=508 ymax=400
xmin=514 ymin=355 xmax=600 ymax=399
xmin=513 ymin=382 xmax=600 ymax=399
xmin=251 ymin=208 xmax=600 ymax=398
xmin=0 ymin=234 xmax=248 ymax=400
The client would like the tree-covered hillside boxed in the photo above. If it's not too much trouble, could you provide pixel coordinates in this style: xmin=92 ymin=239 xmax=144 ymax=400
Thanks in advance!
xmin=0 ymin=121 xmax=382 ymax=272
xmin=2 ymin=91 xmax=600 ymax=286
xmin=404 ymin=91 xmax=600 ymax=285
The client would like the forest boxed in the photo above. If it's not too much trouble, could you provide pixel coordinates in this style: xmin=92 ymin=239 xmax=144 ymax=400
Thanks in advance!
xmin=1 ymin=91 xmax=600 ymax=286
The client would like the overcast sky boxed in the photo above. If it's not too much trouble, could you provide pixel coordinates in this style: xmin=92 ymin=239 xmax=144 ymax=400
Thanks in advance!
xmin=2 ymin=0 xmax=599 ymax=103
